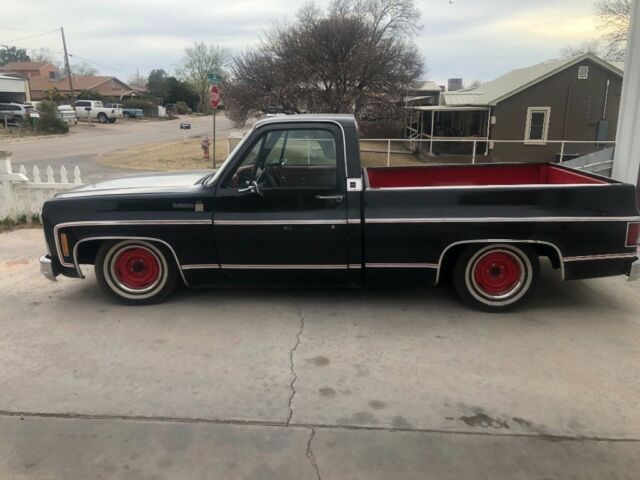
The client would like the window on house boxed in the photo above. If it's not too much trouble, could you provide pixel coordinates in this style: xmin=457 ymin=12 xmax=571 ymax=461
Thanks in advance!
xmin=578 ymin=65 xmax=589 ymax=80
xmin=524 ymin=107 xmax=551 ymax=144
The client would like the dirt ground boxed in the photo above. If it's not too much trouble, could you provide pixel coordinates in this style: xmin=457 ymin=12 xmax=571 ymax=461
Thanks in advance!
xmin=98 ymin=138 xmax=426 ymax=172
xmin=98 ymin=138 xmax=230 ymax=171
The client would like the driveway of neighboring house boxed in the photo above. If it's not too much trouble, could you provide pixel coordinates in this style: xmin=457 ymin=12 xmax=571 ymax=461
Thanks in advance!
xmin=2 ymin=115 xmax=235 ymax=184
xmin=1 ymin=228 xmax=639 ymax=479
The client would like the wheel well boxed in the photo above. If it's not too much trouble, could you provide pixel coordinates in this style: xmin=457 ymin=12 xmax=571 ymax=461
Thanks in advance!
xmin=75 ymin=238 xmax=181 ymax=270
xmin=438 ymin=241 xmax=562 ymax=284
xmin=76 ymin=239 xmax=103 ymax=265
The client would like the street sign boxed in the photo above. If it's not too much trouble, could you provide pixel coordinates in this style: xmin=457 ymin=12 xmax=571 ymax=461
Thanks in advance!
xmin=210 ymin=85 xmax=220 ymax=109
xmin=207 ymin=73 xmax=221 ymax=85
xmin=179 ymin=123 xmax=191 ymax=129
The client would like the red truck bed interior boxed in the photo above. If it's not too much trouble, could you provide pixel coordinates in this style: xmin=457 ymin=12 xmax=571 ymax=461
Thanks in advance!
xmin=366 ymin=164 xmax=607 ymax=189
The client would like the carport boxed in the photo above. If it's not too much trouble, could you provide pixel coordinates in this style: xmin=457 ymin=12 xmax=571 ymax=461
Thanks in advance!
xmin=0 ymin=74 xmax=30 ymax=103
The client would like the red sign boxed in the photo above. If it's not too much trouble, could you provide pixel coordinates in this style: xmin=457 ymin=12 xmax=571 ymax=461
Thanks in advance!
xmin=210 ymin=85 xmax=220 ymax=109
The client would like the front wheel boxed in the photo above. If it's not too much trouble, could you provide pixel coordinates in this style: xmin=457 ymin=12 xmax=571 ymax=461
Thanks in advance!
xmin=97 ymin=112 xmax=108 ymax=123
xmin=452 ymin=244 xmax=539 ymax=312
xmin=95 ymin=240 xmax=177 ymax=305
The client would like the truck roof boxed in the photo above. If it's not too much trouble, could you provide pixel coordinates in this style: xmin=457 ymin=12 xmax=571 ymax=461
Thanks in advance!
xmin=255 ymin=114 xmax=357 ymax=129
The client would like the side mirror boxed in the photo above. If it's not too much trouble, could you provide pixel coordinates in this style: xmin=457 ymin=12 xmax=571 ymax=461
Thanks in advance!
xmin=238 ymin=180 xmax=263 ymax=196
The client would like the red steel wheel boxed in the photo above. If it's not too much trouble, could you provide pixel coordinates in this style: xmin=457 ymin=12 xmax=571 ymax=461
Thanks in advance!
xmin=95 ymin=240 xmax=177 ymax=305
xmin=472 ymin=250 xmax=523 ymax=298
xmin=113 ymin=247 xmax=161 ymax=291
xmin=453 ymin=244 xmax=539 ymax=312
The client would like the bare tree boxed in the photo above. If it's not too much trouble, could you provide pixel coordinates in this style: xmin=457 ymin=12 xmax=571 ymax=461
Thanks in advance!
xmin=177 ymin=42 xmax=229 ymax=113
xmin=465 ymin=79 xmax=483 ymax=89
xmin=29 ymin=47 xmax=62 ymax=68
xmin=224 ymin=0 xmax=424 ymax=125
xmin=594 ymin=0 xmax=631 ymax=59
xmin=559 ymin=39 xmax=604 ymax=59
xmin=128 ymin=71 xmax=147 ymax=90
xmin=70 ymin=62 xmax=98 ymax=76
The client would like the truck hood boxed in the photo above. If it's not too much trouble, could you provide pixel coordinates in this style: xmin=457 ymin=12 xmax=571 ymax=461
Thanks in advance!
xmin=55 ymin=170 xmax=211 ymax=198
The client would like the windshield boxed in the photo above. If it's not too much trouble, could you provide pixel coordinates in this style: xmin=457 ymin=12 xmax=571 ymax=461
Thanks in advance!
xmin=202 ymin=126 xmax=256 ymax=186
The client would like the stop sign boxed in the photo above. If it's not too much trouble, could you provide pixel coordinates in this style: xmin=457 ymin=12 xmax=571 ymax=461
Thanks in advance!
xmin=210 ymin=85 xmax=220 ymax=109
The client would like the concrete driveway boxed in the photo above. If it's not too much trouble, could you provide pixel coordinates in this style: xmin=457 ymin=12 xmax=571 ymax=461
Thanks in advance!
xmin=3 ymin=115 xmax=234 ymax=183
xmin=1 ymin=228 xmax=639 ymax=479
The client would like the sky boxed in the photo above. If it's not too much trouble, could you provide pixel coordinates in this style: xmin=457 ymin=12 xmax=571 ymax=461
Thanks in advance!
xmin=1 ymin=0 xmax=602 ymax=86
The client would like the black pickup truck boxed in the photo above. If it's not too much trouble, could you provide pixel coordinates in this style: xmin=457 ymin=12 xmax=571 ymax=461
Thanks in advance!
xmin=40 ymin=114 xmax=640 ymax=311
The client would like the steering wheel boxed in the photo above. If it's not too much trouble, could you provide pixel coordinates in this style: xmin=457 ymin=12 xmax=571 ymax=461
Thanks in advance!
xmin=255 ymin=163 xmax=282 ymax=188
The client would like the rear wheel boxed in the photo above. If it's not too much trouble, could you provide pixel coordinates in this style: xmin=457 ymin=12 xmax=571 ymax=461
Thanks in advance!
xmin=452 ymin=244 xmax=539 ymax=312
xmin=97 ymin=112 xmax=108 ymax=123
xmin=95 ymin=240 xmax=177 ymax=305
xmin=123 ymin=112 xmax=131 ymax=118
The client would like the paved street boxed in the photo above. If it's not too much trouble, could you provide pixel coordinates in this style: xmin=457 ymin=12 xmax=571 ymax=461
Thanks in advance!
xmin=1 ymin=115 xmax=235 ymax=183
xmin=1 ymin=228 xmax=639 ymax=479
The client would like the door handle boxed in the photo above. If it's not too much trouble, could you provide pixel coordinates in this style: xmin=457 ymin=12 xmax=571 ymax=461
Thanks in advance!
xmin=315 ymin=194 xmax=344 ymax=204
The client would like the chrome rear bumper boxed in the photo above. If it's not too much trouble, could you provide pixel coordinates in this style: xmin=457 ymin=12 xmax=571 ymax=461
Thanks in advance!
xmin=629 ymin=260 xmax=640 ymax=282
xmin=39 ymin=255 xmax=57 ymax=281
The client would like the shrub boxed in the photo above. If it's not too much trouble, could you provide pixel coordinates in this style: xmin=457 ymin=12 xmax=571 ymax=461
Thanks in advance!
xmin=38 ymin=100 xmax=69 ymax=134
xmin=176 ymin=101 xmax=192 ymax=114
xmin=121 ymin=98 xmax=156 ymax=110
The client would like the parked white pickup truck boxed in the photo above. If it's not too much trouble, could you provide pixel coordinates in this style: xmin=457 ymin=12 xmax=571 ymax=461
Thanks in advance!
xmin=74 ymin=100 xmax=122 ymax=123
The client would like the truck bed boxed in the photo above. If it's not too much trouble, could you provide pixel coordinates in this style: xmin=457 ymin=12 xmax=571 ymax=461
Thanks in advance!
xmin=365 ymin=164 xmax=608 ymax=189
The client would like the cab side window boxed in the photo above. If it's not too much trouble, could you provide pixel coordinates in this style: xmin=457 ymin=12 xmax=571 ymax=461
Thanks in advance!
xmin=226 ymin=128 xmax=337 ymax=190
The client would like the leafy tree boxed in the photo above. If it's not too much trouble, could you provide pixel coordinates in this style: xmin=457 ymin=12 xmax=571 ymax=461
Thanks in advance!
xmin=594 ymin=0 xmax=631 ymax=59
xmin=43 ymin=87 xmax=65 ymax=102
xmin=177 ymin=42 xmax=229 ymax=113
xmin=165 ymin=77 xmax=199 ymax=109
xmin=37 ymin=100 xmax=69 ymax=134
xmin=223 ymin=0 xmax=423 ymax=125
xmin=147 ymin=68 xmax=169 ymax=99
xmin=77 ymin=90 xmax=104 ymax=101
xmin=146 ymin=69 xmax=199 ymax=109
xmin=0 ymin=46 xmax=30 ymax=66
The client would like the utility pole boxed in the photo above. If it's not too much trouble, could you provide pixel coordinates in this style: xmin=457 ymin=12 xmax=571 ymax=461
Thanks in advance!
xmin=60 ymin=27 xmax=75 ymax=103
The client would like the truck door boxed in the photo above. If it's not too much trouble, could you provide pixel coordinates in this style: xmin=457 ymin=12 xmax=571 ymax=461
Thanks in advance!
xmin=213 ymin=123 xmax=349 ymax=284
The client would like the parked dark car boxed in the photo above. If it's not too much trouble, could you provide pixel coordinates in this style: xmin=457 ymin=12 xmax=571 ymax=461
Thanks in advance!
xmin=40 ymin=115 xmax=640 ymax=311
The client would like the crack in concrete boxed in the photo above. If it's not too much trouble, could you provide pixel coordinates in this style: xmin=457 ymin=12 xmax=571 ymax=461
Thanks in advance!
xmin=1 ymin=410 xmax=639 ymax=443
xmin=286 ymin=305 xmax=305 ymax=426
xmin=306 ymin=427 xmax=321 ymax=480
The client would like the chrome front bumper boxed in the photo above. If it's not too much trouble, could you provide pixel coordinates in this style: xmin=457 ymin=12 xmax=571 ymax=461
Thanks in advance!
xmin=39 ymin=255 xmax=57 ymax=281
xmin=629 ymin=260 xmax=640 ymax=282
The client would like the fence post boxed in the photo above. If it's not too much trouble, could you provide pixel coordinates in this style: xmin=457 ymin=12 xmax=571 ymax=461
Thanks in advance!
xmin=559 ymin=141 xmax=565 ymax=163
xmin=0 ymin=153 xmax=16 ymax=217
xmin=387 ymin=139 xmax=391 ymax=167
xmin=60 ymin=166 xmax=68 ymax=184
xmin=472 ymin=141 xmax=477 ymax=164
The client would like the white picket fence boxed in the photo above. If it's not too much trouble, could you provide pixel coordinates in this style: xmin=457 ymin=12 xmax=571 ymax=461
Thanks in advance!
xmin=0 ymin=152 xmax=82 ymax=219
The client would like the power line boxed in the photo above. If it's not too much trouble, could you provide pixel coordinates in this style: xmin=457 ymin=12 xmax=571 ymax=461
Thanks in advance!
xmin=0 ymin=29 xmax=59 ymax=45
xmin=68 ymin=53 xmax=132 ymax=75
xmin=0 ymin=27 xmax=55 ymax=33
